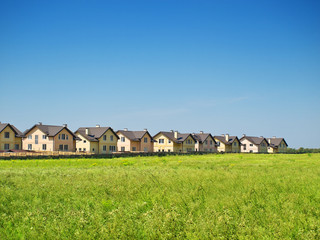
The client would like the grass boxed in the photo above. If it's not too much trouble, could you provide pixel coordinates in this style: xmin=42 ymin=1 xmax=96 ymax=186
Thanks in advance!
xmin=1 ymin=153 xmax=320 ymax=239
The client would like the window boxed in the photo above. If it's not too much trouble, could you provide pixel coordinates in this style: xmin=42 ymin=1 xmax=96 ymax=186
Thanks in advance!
xmin=210 ymin=140 xmax=213 ymax=145
xmin=66 ymin=135 xmax=69 ymax=140
xmin=168 ymin=149 xmax=171 ymax=152
xmin=195 ymin=141 xmax=197 ymax=144
xmin=110 ymin=135 xmax=113 ymax=141
xmin=158 ymin=149 xmax=160 ymax=152
xmin=103 ymin=135 xmax=107 ymax=141
xmin=35 ymin=135 xmax=38 ymax=144
xmin=64 ymin=145 xmax=68 ymax=151
xmin=28 ymin=144 xmax=32 ymax=150
xmin=109 ymin=146 xmax=116 ymax=152
xmin=61 ymin=134 xmax=66 ymax=140
xmin=4 ymin=132 xmax=9 ymax=138
xmin=83 ymin=148 xmax=86 ymax=151
xmin=103 ymin=145 xmax=107 ymax=151
xmin=144 ymin=137 xmax=148 ymax=143
xmin=28 ymin=135 xmax=32 ymax=140
xmin=58 ymin=134 xmax=61 ymax=140
xmin=204 ymin=140 xmax=208 ymax=145
xmin=250 ymin=150 xmax=253 ymax=153
xmin=15 ymin=144 xmax=19 ymax=150
xmin=162 ymin=149 xmax=164 ymax=152
xmin=79 ymin=148 xmax=82 ymax=151
xmin=132 ymin=147 xmax=136 ymax=151
xmin=121 ymin=147 xmax=125 ymax=152
xmin=4 ymin=144 xmax=9 ymax=150
xmin=216 ymin=141 xmax=220 ymax=146
xmin=168 ymin=140 xmax=171 ymax=143
xmin=121 ymin=137 xmax=125 ymax=142
xmin=59 ymin=145 xmax=63 ymax=151
xmin=250 ymin=144 xmax=253 ymax=147
xmin=234 ymin=142 xmax=237 ymax=146
xmin=42 ymin=144 xmax=47 ymax=150
xmin=144 ymin=147 xmax=148 ymax=152
xmin=42 ymin=135 xmax=46 ymax=140
xmin=159 ymin=139 xmax=164 ymax=144
xmin=243 ymin=144 xmax=247 ymax=150
xmin=92 ymin=148 xmax=95 ymax=152
xmin=83 ymin=140 xmax=87 ymax=143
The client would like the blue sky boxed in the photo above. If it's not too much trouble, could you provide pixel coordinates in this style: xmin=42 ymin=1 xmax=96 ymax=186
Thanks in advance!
xmin=0 ymin=0 xmax=319 ymax=148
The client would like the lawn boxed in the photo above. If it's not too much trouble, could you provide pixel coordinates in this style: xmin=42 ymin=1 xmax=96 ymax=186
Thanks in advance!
xmin=1 ymin=154 xmax=320 ymax=239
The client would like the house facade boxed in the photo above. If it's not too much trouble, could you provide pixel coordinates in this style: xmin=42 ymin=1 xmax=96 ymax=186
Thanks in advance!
xmin=0 ymin=123 xmax=23 ymax=151
xmin=214 ymin=134 xmax=241 ymax=153
xmin=153 ymin=131 xmax=196 ymax=153
xmin=75 ymin=125 xmax=119 ymax=154
xmin=22 ymin=123 xmax=77 ymax=152
xmin=192 ymin=132 xmax=217 ymax=152
xmin=116 ymin=129 xmax=154 ymax=152
xmin=240 ymin=135 xmax=268 ymax=153
xmin=267 ymin=137 xmax=288 ymax=153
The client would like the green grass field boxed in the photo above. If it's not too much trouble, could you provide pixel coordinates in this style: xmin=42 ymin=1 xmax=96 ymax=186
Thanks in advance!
xmin=1 ymin=154 xmax=320 ymax=239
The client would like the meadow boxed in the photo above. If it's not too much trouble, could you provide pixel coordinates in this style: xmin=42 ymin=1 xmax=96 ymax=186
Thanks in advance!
xmin=1 ymin=154 xmax=320 ymax=239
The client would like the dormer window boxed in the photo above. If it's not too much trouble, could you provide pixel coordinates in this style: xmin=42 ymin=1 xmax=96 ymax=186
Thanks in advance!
xmin=4 ymin=132 xmax=9 ymax=138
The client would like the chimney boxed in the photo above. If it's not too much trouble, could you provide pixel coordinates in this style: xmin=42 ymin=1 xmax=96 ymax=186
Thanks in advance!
xmin=63 ymin=124 xmax=67 ymax=128
xmin=268 ymin=139 xmax=271 ymax=144
xmin=124 ymin=128 xmax=128 ymax=131
xmin=174 ymin=131 xmax=178 ymax=139
xmin=85 ymin=128 xmax=89 ymax=135
xmin=144 ymin=128 xmax=148 ymax=131
xmin=260 ymin=136 xmax=263 ymax=138
xmin=96 ymin=124 xmax=100 ymax=128
xmin=200 ymin=131 xmax=204 ymax=134
xmin=242 ymin=134 xmax=246 ymax=137
xmin=225 ymin=134 xmax=229 ymax=141
xmin=39 ymin=122 xmax=42 ymax=125
xmin=273 ymin=136 xmax=276 ymax=138
xmin=170 ymin=130 xmax=174 ymax=133
xmin=221 ymin=134 xmax=225 ymax=137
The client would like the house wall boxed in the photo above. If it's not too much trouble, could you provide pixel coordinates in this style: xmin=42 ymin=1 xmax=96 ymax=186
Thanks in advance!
xmin=53 ymin=129 xmax=76 ymax=152
xmin=139 ymin=133 xmax=154 ymax=152
xmin=117 ymin=133 xmax=131 ymax=152
xmin=75 ymin=133 xmax=98 ymax=153
xmin=22 ymin=128 xmax=54 ymax=151
xmin=214 ymin=138 xmax=226 ymax=152
xmin=231 ymin=139 xmax=240 ymax=153
xmin=97 ymin=129 xmax=118 ymax=154
xmin=201 ymin=136 xmax=216 ymax=152
xmin=153 ymin=133 xmax=175 ymax=152
xmin=240 ymin=139 xmax=259 ymax=153
xmin=0 ymin=126 xmax=22 ymax=150
xmin=182 ymin=135 xmax=195 ymax=152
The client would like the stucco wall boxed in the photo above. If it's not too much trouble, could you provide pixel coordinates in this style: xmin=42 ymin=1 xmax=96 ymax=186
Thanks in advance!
xmin=0 ymin=126 xmax=22 ymax=150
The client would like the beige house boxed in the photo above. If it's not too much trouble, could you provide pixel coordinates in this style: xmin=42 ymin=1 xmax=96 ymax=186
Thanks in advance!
xmin=75 ymin=125 xmax=119 ymax=154
xmin=214 ymin=134 xmax=241 ymax=153
xmin=192 ymin=132 xmax=217 ymax=152
xmin=153 ymin=131 xmax=196 ymax=153
xmin=116 ymin=129 xmax=154 ymax=152
xmin=22 ymin=123 xmax=77 ymax=152
xmin=0 ymin=123 xmax=23 ymax=151
xmin=267 ymin=137 xmax=288 ymax=153
xmin=240 ymin=135 xmax=268 ymax=153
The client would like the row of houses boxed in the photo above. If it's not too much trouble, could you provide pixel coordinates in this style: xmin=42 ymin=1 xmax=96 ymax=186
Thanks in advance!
xmin=0 ymin=122 xmax=288 ymax=154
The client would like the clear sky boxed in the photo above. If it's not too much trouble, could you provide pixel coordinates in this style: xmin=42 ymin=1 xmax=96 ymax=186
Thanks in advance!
xmin=1 ymin=0 xmax=319 ymax=148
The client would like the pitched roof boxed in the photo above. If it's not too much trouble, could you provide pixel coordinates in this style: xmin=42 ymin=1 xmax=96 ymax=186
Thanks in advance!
xmin=192 ymin=133 xmax=216 ymax=144
xmin=75 ymin=127 xmax=119 ymax=142
xmin=240 ymin=136 xmax=268 ymax=146
xmin=0 ymin=123 xmax=23 ymax=137
xmin=214 ymin=135 xmax=239 ymax=145
xmin=24 ymin=124 xmax=78 ymax=139
xmin=267 ymin=138 xmax=288 ymax=148
xmin=153 ymin=131 xmax=196 ymax=143
xmin=117 ymin=130 xmax=155 ymax=142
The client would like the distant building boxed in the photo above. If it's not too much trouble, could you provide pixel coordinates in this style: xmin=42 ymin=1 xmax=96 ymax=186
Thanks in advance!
xmin=0 ymin=122 xmax=23 ymax=151
xmin=75 ymin=125 xmax=119 ymax=154
xmin=116 ymin=129 xmax=154 ymax=152
xmin=153 ymin=131 xmax=196 ymax=153
xmin=240 ymin=135 xmax=269 ymax=153
xmin=22 ymin=123 xmax=77 ymax=152
xmin=267 ymin=137 xmax=288 ymax=153
xmin=214 ymin=134 xmax=241 ymax=153
xmin=192 ymin=132 xmax=217 ymax=152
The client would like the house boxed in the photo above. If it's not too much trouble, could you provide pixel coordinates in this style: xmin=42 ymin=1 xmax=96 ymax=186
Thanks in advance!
xmin=75 ymin=125 xmax=119 ymax=154
xmin=214 ymin=134 xmax=241 ymax=153
xmin=240 ymin=135 xmax=268 ymax=153
xmin=192 ymin=132 xmax=217 ymax=152
xmin=22 ymin=123 xmax=77 ymax=152
xmin=0 ymin=122 xmax=23 ymax=151
xmin=153 ymin=130 xmax=196 ymax=153
xmin=267 ymin=137 xmax=288 ymax=153
xmin=116 ymin=128 xmax=154 ymax=152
